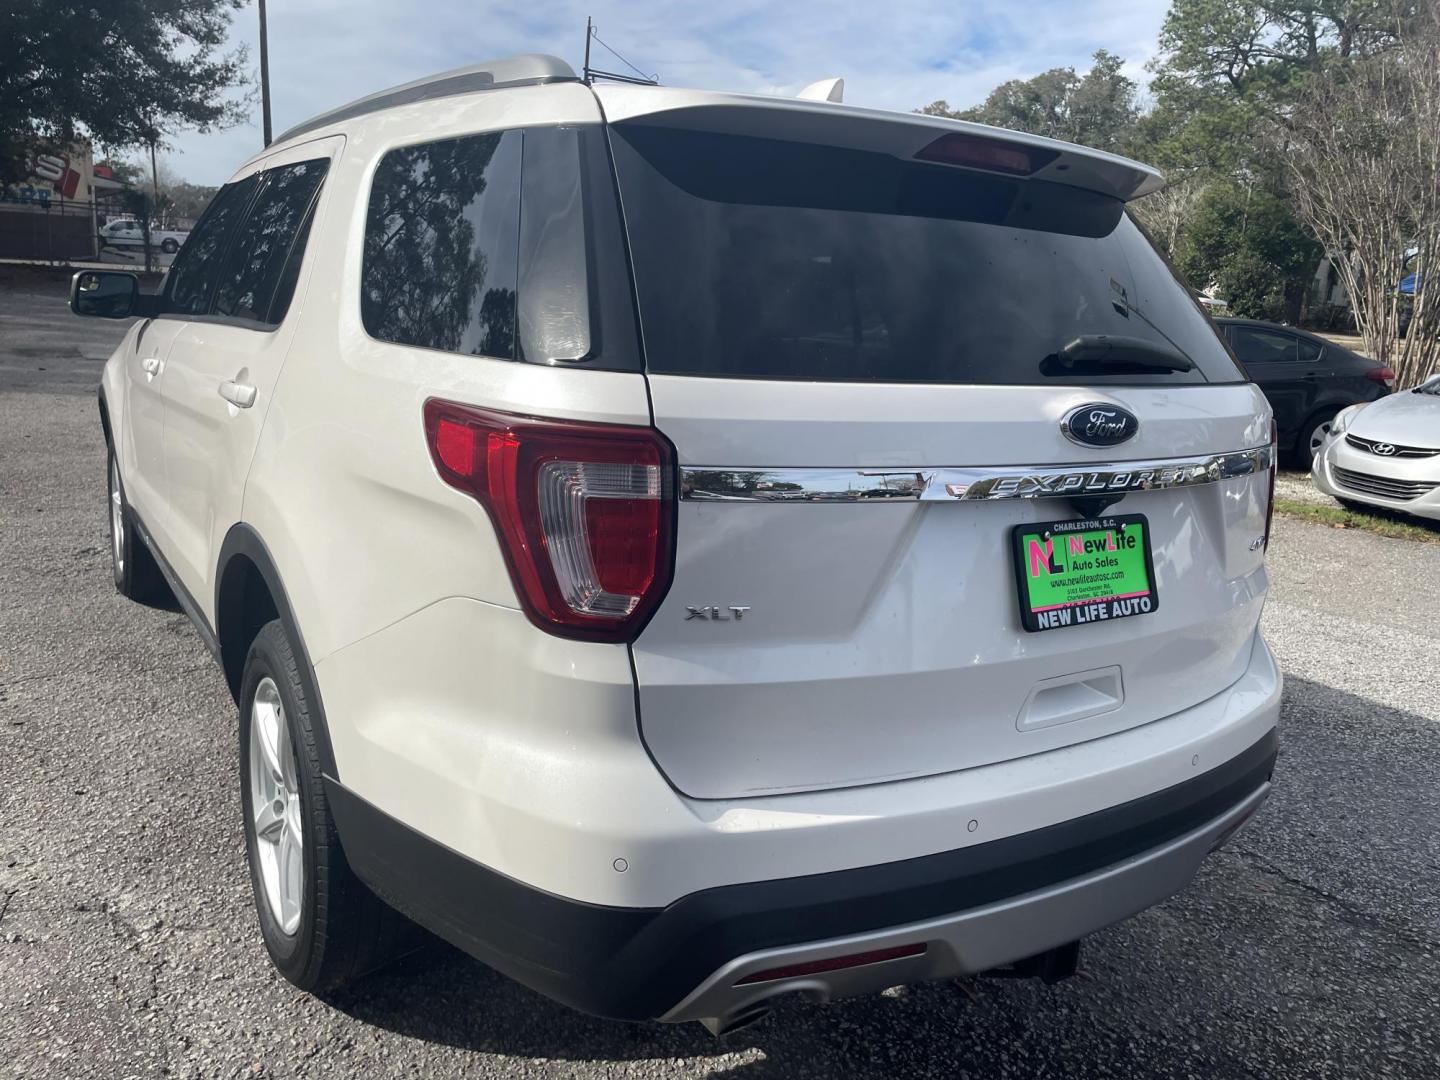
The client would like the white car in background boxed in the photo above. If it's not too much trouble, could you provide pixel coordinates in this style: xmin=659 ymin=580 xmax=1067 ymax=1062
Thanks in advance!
xmin=1313 ymin=374 xmax=1440 ymax=520
xmin=98 ymin=217 xmax=189 ymax=254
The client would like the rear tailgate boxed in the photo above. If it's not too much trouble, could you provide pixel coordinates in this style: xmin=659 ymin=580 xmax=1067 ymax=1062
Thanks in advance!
xmin=636 ymin=379 xmax=1270 ymax=798
xmin=604 ymin=94 xmax=1272 ymax=799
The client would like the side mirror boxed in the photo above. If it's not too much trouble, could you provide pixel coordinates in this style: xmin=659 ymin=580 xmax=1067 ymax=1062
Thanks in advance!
xmin=70 ymin=270 xmax=158 ymax=319
xmin=71 ymin=270 xmax=137 ymax=318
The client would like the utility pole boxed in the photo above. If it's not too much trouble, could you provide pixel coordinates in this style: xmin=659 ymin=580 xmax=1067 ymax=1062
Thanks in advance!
xmin=148 ymin=134 xmax=159 ymax=208
xmin=259 ymin=0 xmax=273 ymax=146
xmin=146 ymin=125 xmax=159 ymax=272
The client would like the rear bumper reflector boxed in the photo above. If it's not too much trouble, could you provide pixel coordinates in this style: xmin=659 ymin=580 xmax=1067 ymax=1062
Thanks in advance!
xmin=734 ymin=943 xmax=928 ymax=985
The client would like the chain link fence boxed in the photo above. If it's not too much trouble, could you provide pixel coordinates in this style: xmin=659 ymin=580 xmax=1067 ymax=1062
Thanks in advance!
xmin=0 ymin=190 xmax=172 ymax=269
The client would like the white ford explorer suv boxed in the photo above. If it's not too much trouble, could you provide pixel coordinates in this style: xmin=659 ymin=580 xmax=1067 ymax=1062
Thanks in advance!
xmin=74 ymin=55 xmax=1280 ymax=1035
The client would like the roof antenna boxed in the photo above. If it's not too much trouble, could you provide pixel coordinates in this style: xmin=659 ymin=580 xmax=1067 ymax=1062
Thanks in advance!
xmin=582 ymin=16 xmax=659 ymax=86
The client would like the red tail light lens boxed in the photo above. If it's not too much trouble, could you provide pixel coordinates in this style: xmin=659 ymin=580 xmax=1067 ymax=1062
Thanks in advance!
xmin=1263 ymin=417 xmax=1278 ymax=551
xmin=914 ymin=133 xmax=1059 ymax=176
xmin=1365 ymin=366 xmax=1397 ymax=390
xmin=423 ymin=399 xmax=675 ymax=643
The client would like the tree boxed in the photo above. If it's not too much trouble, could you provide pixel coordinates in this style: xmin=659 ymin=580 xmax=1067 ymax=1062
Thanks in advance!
xmin=162 ymin=182 xmax=221 ymax=226
xmin=1132 ymin=0 xmax=1414 ymax=320
xmin=0 ymin=0 xmax=250 ymax=184
xmin=1285 ymin=5 xmax=1440 ymax=385
xmin=1178 ymin=180 xmax=1322 ymax=319
xmin=920 ymin=51 xmax=1139 ymax=153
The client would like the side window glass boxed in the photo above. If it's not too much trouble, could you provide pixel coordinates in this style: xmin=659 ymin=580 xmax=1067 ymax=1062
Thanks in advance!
xmin=214 ymin=158 xmax=329 ymax=325
xmin=518 ymin=127 xmax=589 ymax=362
xmin=266 ymin=204 xmax=318 ymax=326
xmin=360 ymin=131 xmax=522 ymax=357
xmin=1297 ymin=337 xmax=1324 ymax=363
xmin=1230 ymin=327 xmax=1298 ymax=364
xmin=163 ymin=176 xmax=258 ymax=316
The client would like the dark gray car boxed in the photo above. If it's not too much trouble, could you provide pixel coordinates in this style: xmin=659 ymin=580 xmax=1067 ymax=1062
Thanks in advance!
xmin=1215 ymin=317 xmax=1395 ymax=468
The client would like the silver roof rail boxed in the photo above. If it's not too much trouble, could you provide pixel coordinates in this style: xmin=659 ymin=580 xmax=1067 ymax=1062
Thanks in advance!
xmin=273 ymin=55 xmax=579 ymax=145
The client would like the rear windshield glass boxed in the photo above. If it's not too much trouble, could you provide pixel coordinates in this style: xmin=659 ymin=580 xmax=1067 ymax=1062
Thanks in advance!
xmin=609 ymin=124 xmax=1241 ymax=385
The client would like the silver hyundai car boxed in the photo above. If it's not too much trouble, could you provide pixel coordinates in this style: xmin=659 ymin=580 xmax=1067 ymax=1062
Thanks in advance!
xmin=1313 ymin=373 xmax=1440 ymax=520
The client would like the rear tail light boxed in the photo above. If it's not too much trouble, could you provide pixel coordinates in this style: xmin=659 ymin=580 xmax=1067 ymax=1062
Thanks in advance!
xmin=914 ymin=133 xmax=1059 ymax=176
xmin=1365 ymin=366 xmax=1397 ymax=390
xmin=1263 ymin=417 xmax=1277 ymax=551
xmin=423 ymin=399 xmax=675 ymax=643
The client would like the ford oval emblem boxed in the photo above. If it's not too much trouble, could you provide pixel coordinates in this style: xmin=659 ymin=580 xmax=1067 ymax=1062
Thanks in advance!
xmin=1061 ymin=403 xmax=1140 ymax=447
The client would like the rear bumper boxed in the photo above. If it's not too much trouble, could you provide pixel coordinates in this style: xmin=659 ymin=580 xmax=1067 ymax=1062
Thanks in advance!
xmin=665 ymin=764 xmax=1271 ymax=1029
xmin=326 ymin=726 xmax=1277 ymax=1023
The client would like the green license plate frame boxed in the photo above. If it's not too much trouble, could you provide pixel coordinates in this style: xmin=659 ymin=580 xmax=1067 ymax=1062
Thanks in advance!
xmin=1011 ymin=514 xmax=1159 ymax=633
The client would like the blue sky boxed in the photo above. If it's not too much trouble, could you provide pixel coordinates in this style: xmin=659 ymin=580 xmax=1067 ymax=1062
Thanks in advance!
xmin=160 ymin=0 xmax=1173 ymax=184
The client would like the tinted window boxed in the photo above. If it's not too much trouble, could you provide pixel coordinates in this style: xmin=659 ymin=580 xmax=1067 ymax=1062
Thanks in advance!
xmin=214 ymin=159 xmax=329 ymax=325
xmin=360 ymin=127 xmax=640 ymax=370
xmin=1297 ymin=336 xmax=1324 ymax=363
xmin=361 ymin=131 xmax=522 ymax=358
xmin=164 ymin=176 xmax=258 ymax=315
xmin=268 ymin=208 xmax=317 ymax=327
xmin=609 ymin=124 xmax=1242 ymax=385
xmin=1231 ymin=327 xmax=1298 ymax=364
xmin=518 ymin=127 xmax=590 ymax=362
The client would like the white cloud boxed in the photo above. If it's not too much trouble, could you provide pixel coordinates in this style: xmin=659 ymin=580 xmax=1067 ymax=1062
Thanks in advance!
xmin=161 ymin=0 xmax=1172 ymax=184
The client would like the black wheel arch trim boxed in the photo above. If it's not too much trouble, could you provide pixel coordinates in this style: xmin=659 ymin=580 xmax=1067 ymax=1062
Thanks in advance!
xmin=97 ymin=386 xmax=114 ymax=445
xmin=324 ymin=727 xmax=1278 ymax=1022
xmin=216 ymin=524 xmax=340 ymax=780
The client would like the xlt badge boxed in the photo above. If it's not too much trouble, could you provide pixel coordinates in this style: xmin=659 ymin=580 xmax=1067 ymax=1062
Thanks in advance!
xmin=686 ymin=606 xmax=751 ymax=621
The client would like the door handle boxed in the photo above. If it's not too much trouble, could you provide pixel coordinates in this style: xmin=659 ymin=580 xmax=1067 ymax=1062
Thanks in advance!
xmin=218 ymin=380 xmax=257 ymax=409
xmin=141 ymin=357 xmax=162 ymax=376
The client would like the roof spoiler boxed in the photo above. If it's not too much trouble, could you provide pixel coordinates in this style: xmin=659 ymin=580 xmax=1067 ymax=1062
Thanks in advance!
xmin=595 ymin=86 xmax=1165 ymax=202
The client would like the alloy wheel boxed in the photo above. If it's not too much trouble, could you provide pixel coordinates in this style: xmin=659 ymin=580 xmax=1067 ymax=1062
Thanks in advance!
xmin=249 ymin=677 xmax=305 ymax=935
xmin=109 ymin=456 xmax=124 ymax=575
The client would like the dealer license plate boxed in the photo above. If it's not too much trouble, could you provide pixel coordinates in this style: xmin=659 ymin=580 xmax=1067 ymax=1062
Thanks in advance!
xmin=1011 ymin=514 xmax=1159 ymax=633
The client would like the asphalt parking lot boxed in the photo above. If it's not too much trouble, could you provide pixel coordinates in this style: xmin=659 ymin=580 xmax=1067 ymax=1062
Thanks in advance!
xmin=2 ymin=270 xmax=1439 ymax=1079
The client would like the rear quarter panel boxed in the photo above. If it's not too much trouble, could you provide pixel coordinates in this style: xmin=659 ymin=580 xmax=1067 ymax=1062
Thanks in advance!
xmin=245 ymin=82 xmax=652 ymax=664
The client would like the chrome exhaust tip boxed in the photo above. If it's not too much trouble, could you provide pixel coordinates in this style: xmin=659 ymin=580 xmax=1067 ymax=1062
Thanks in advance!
xmin=700 ymin=1002 xmax=773 ymax=1037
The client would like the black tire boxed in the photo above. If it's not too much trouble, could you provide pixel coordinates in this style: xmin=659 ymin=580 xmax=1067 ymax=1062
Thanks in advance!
xmin=1292 ymin=411 xmax=1338 ymax=471
xmin=160 ymin=238 xmax=179 ymax=254
xmin=106 ymin=446 xmax=166 ymax=602
xmin=239 ymin=620 xmax=413 ymax=992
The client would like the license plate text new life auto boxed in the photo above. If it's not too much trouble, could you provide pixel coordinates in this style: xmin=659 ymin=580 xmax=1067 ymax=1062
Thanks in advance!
xmin=1010 ymin=514 xmax=1158 ymax=633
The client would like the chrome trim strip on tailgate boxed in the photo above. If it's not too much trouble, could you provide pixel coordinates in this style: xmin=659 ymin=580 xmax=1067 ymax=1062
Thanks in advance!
xmin=680 ymin=446 xmax=1272 ymax=503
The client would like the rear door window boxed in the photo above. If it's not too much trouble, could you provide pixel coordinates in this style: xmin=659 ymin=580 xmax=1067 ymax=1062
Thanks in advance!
xmin=214 ymin=158 xmax=329 ymax=326
xmin=163 ymin=176 xmax=259 ymax=316
xmin=608 ymin=124 xmax=1242 ymax=386
xmin=1231 ymin=327 xmax=1299 ymax=364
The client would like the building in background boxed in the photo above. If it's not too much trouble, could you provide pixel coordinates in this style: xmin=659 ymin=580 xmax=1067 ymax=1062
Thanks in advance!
xmin=0 ymin=142 xmax=131 ymax=262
